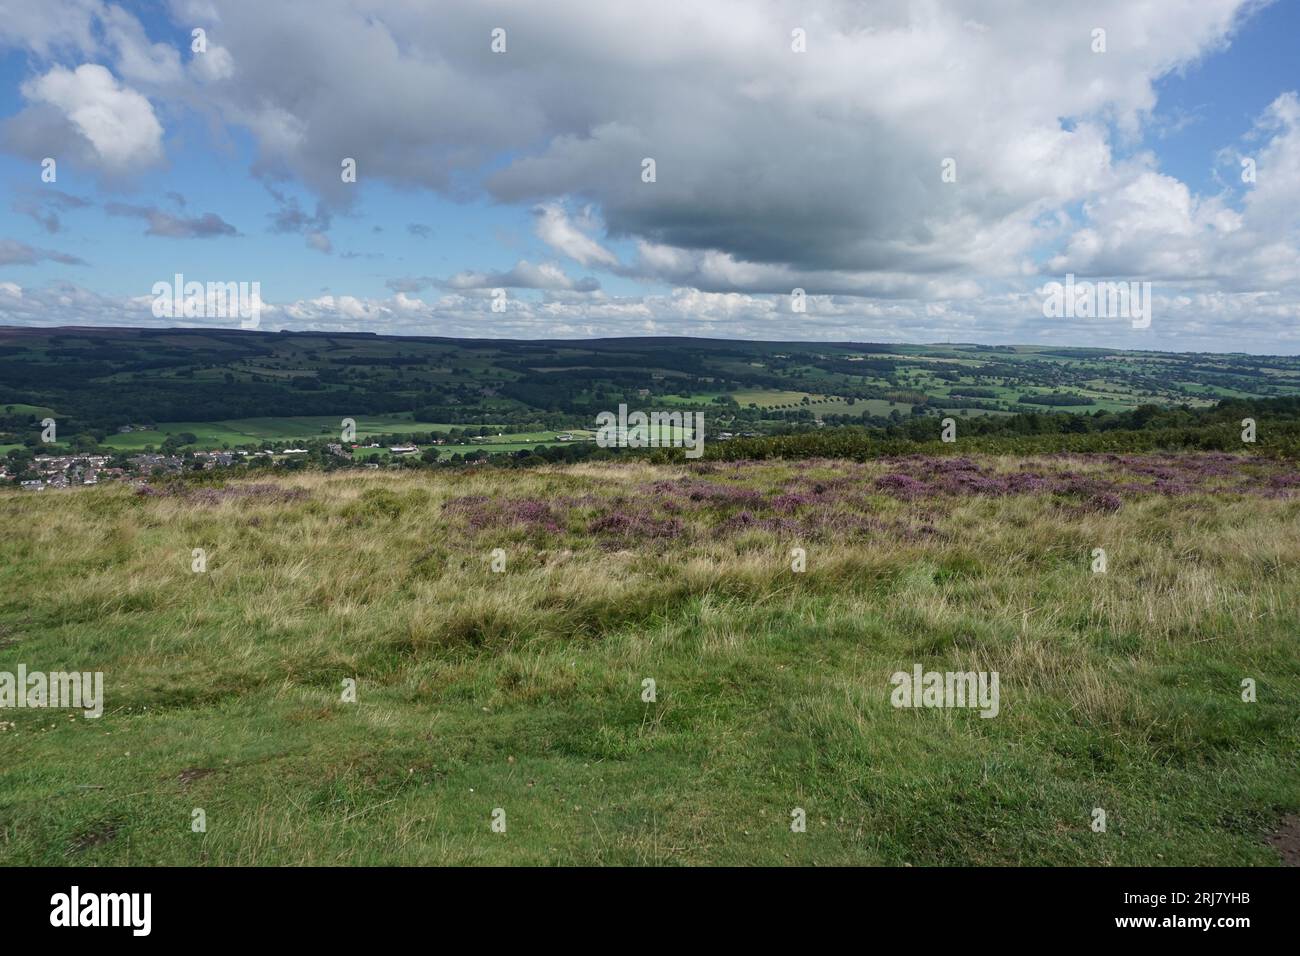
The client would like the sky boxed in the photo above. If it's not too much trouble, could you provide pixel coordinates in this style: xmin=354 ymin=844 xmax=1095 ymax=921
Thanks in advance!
xmin=0 ymin=0 xmax=1297 ymax=352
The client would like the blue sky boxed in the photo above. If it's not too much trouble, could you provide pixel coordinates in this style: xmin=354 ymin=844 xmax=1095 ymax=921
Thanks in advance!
xmin=0 ymin=1 xmax=1297 ymax=351
xmin=1145 ymin=0 xmax=1298 ymax=192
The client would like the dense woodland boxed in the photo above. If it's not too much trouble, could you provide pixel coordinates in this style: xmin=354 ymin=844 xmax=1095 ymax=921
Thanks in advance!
xmin=3 ymin=327 xmax=1298 ymax=465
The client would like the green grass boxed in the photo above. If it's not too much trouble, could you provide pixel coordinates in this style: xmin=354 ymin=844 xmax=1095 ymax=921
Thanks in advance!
xmin=0 ymin=404 xmax=57 ymax=417
xmin=0 ymin=456 xmax=1296 ymax=865
xmin=811 ymin=398 xmax=902 ymax=416
xmin=732 ymin=388 xmax=815 ymax=407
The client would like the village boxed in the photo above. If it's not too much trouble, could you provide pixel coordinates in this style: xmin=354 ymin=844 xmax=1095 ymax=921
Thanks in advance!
xmin=3 ymin=449 xmax=241 ymax=490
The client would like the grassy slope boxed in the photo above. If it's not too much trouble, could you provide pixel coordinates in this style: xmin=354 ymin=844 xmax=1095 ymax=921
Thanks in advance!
xmin=0 ymin=459 xmax=1297 ymax=865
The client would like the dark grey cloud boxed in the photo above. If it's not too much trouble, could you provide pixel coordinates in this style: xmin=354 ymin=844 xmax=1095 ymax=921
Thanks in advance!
xmin=267 ymin=195 xmax=329 ymax=235
xmin=104 ymin=201 xmax=239 ymax=238
xmin=1 ymin=102 xmax=101 ymax=169
xmin=265 ymin=185 xmax=333 ymax=253
xmin=11 ymin=187 xmax=91 ymax=233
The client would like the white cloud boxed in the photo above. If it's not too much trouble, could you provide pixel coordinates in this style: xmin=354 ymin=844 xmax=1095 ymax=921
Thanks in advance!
xmin=1048 ymin=93 xmax=1300 ymax=289
xmin=0 ymin=0 xmax=101 ymax=58
xmin=533 ymin=203 xmax=619 ymax=269
xmin=100 ymin=5 xmax=182 ymax=86
xmin=5 ymin=278 xmax=1299 ymax=354
xmin=443 ymin=260 xmax=600 ymax=292
xmin=191 ymin=45 xmax=235 ymax=84
xmin=18 ymin=63 xmax=163 ymax=172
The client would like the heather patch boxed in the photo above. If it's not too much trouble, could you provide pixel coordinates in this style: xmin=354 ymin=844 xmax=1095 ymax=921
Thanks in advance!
xmin=598 ymin=455 xmax=1300 ymax=531
xmin=639 ymin=478 xmax=766 ymax=509
xmin=858 ymin=454 xmax=1295 ymax=503
xmin=586 ymin=509 xmax=685 ymax=541
xmin=442 ymin=495 xmax=562 ymax=532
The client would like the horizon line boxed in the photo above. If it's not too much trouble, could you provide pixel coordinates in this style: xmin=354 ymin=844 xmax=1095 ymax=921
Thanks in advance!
xmin=0 ymin=324 xmax=1285 ymax=359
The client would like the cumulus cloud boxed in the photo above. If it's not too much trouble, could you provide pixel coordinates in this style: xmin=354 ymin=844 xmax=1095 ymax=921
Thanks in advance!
xmin=1049 ymin=92 xmax=1300 ymax=289
xmin=125 ymin=0 xmax=1276 ymax=299
xmin=8 ymin=64 xmax=163 ymax=173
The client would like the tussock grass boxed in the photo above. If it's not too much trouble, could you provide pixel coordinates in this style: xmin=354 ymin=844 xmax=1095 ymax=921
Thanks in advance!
xmin=0 ymin=457 xmax=1297 ymax=865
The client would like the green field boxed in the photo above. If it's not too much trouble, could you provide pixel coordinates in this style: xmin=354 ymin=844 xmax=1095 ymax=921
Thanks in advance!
xmin=353 ymin=430 xmax=597 ymax=460
xmin=663 ymin=389 xmax=908 ymax=418
xmin=0 ymin=404 xmax=56 ymax=418
xmin=1 ymin=455 xmax=1296 ymax=865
